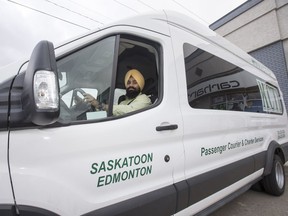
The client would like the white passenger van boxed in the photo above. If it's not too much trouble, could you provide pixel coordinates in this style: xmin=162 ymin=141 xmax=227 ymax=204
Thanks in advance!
xmin=0 ymin=10 xmax=288 ymax=216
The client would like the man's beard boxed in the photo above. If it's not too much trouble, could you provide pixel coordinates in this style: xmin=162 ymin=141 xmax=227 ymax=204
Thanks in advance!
xmin=126 ymin=87 xmax=140 ymax=99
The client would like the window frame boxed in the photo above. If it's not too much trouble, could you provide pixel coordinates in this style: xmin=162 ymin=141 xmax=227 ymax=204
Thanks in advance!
xmin=182 ymin=42 xmax=284 ymax=115
xmin=56 ymin=33 xmax=163 ymax=125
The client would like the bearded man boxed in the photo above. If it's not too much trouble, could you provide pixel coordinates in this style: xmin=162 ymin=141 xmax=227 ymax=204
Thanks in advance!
xmin=85 ymin=69 xmax=151 ymax=116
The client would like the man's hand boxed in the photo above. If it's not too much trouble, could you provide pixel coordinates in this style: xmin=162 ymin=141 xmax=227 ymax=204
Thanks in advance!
xmin=84 ymin=93 xmax=99 ymax=108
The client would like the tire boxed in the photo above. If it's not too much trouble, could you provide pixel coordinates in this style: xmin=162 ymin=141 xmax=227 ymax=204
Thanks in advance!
xmin=262 ymin=155 xmax=285 ymax=196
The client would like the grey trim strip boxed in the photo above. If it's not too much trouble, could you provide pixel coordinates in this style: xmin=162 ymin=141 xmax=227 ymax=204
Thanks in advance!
xmin=0 ymin=152 xmax=266 ymax=216
xmin=0 ymin=204 xmax=16 ymax=216
xmin=174 ymin=180 xmax=189 ymax=212
xmin=82 ymin=186 xmax=177 ymax=216
xmin=187 ymin=154 xmax=260 ymax=205
xmin=195 ymin=177 xmax=262 ymax=216
xmin=255 ymin=151 xmax=266 ymax=170
xmin=17 ymin=205 xmax=60 ymax=216
xmin=1 ymin=153 xmax=266 ymax=216
xmin=82 ymin=152 xmax=266 ymax=216
xmin=0 ymin=204 xmax=59 ymax=216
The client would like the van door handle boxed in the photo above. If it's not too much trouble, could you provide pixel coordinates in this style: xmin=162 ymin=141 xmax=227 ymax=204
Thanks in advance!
xmin=156 ymin=124 xmax=178 ymax=131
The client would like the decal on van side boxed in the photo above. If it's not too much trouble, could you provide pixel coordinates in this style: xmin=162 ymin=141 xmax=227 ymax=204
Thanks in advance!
xmin=257 ymin=79 xmax=282 ymax=114
xmin=188 ymin=80 xmax=240 ymax=101
xmin=90 ymin=153 xmax=153 ymax=187
xmin=277 ymin=130 xmax=286 ymax=140
xmin=201 ymin=136 xmax=264 ymax=157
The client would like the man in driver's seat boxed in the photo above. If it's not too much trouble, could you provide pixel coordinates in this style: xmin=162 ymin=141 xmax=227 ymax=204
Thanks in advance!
xmin=84 ymin=69 xmax=152 ymax=116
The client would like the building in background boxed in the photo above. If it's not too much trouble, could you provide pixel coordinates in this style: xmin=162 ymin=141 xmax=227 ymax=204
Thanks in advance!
xmin=210 ymin=0 xmax=288 ymax=110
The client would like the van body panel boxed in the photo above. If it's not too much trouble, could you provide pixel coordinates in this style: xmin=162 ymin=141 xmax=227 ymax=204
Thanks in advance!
xmin=53 ymin=13 xmax=170 ymax=59
xmin=175 ymin=169 xmax=263 ymax=216
xmin=0 ymin=133 xmax=14 ymax=204
xmin=0 ymin=10 xmax=287 ymax=216
xmin=165 ymin=11 xmax=276 ymax=80
xmin=0 ymin=59 xmax=28 ymax=83
xmin=0 ymin=63 xmax=15 ymax=207
xmin=8 ymin=25 xmax=185 ymax=216
xmin=168 ymin=13 xmax=288 ymax=213
xmin=9 ymin=113 xmax=182 ymax=215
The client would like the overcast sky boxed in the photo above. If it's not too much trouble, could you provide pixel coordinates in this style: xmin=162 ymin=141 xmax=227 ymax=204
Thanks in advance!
xmin=0 ymin=0 xmax=246 ymax=68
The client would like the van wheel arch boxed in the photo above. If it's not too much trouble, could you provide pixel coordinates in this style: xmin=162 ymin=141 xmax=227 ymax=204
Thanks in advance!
xmin=263 ymin=141 xmax=285 ymax=176
xmin=262 ymin=154 xmax=285 ymax=196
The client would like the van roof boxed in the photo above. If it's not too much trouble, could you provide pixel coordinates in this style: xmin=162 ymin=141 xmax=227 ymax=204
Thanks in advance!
xmin=163 ymin=11 xmax=276 ymax=79
xmin=57 ymin=10 xmax=276 ymax=79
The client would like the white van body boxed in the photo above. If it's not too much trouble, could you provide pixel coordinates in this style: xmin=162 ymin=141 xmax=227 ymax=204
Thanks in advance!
xmin=0 ymin=11 xmax=288 ymax=216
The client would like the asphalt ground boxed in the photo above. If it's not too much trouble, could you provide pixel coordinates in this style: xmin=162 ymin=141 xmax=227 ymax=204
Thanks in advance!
xmin=210 ymin=165 xmax=288 ymax=216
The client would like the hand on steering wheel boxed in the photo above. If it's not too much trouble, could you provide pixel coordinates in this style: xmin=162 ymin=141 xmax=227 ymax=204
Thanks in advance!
xmin=83 ymin=93 xmax=99 ymax=108
xmin=71 ymin=88 xmax=93 ymax=120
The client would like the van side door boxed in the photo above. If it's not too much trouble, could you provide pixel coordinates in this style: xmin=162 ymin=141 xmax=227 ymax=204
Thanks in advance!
xmin=0 ymin=62 xmax=26 ymax=215
xmin=8 ymin=27 xmax=185 ymax=216
xmin=169 ymin=20 xmax=272 ymax=214
xmin=0 ymin=132 xmax=14 ymax=213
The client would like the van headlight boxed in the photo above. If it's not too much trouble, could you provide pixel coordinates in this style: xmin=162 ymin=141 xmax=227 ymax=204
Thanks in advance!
xmin=34 ymin=70 xmax=59 ymax=109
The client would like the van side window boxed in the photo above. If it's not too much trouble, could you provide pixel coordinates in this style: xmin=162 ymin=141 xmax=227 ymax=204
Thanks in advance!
xmin=183 ymin=43 xmax=283 ymax=114
xmin=57 ymin=35 xmax=159 ymax=123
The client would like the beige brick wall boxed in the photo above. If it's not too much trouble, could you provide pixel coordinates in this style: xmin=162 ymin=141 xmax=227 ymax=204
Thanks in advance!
xmin=215 ymin=0 xmax=287 ymax=52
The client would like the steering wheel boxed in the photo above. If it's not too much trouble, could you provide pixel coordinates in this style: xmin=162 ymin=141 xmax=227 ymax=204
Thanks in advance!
xmin=70 ymin=88 xmax=93 ymax=120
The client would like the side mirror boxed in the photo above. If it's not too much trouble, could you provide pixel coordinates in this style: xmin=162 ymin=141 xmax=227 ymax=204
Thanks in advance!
xmin=22 ymin=40 xmax=60 ymax=125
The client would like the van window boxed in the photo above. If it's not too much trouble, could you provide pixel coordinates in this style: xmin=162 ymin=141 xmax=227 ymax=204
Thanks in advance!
xmin=183 ymin=43 xmax=283 ymax=114
xmin=57 ymin=35 xmax=160 ymax=122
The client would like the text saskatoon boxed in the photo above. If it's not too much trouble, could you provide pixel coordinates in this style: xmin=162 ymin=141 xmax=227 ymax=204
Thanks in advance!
xmin=90 ymin=153 xmax=153 ymax=187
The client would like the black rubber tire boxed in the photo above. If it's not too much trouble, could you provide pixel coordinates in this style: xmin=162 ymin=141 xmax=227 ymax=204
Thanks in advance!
xmin=262 ymin=155 xmax=285 ymax=196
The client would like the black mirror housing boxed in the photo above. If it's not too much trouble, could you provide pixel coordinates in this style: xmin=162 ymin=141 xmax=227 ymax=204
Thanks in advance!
xmin=21 ymin=40 xmax=60 ymax=125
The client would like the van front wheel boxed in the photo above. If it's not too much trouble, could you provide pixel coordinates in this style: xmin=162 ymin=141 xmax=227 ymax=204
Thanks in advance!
xmin=262 ymin=155 xmax=285 ymax=196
